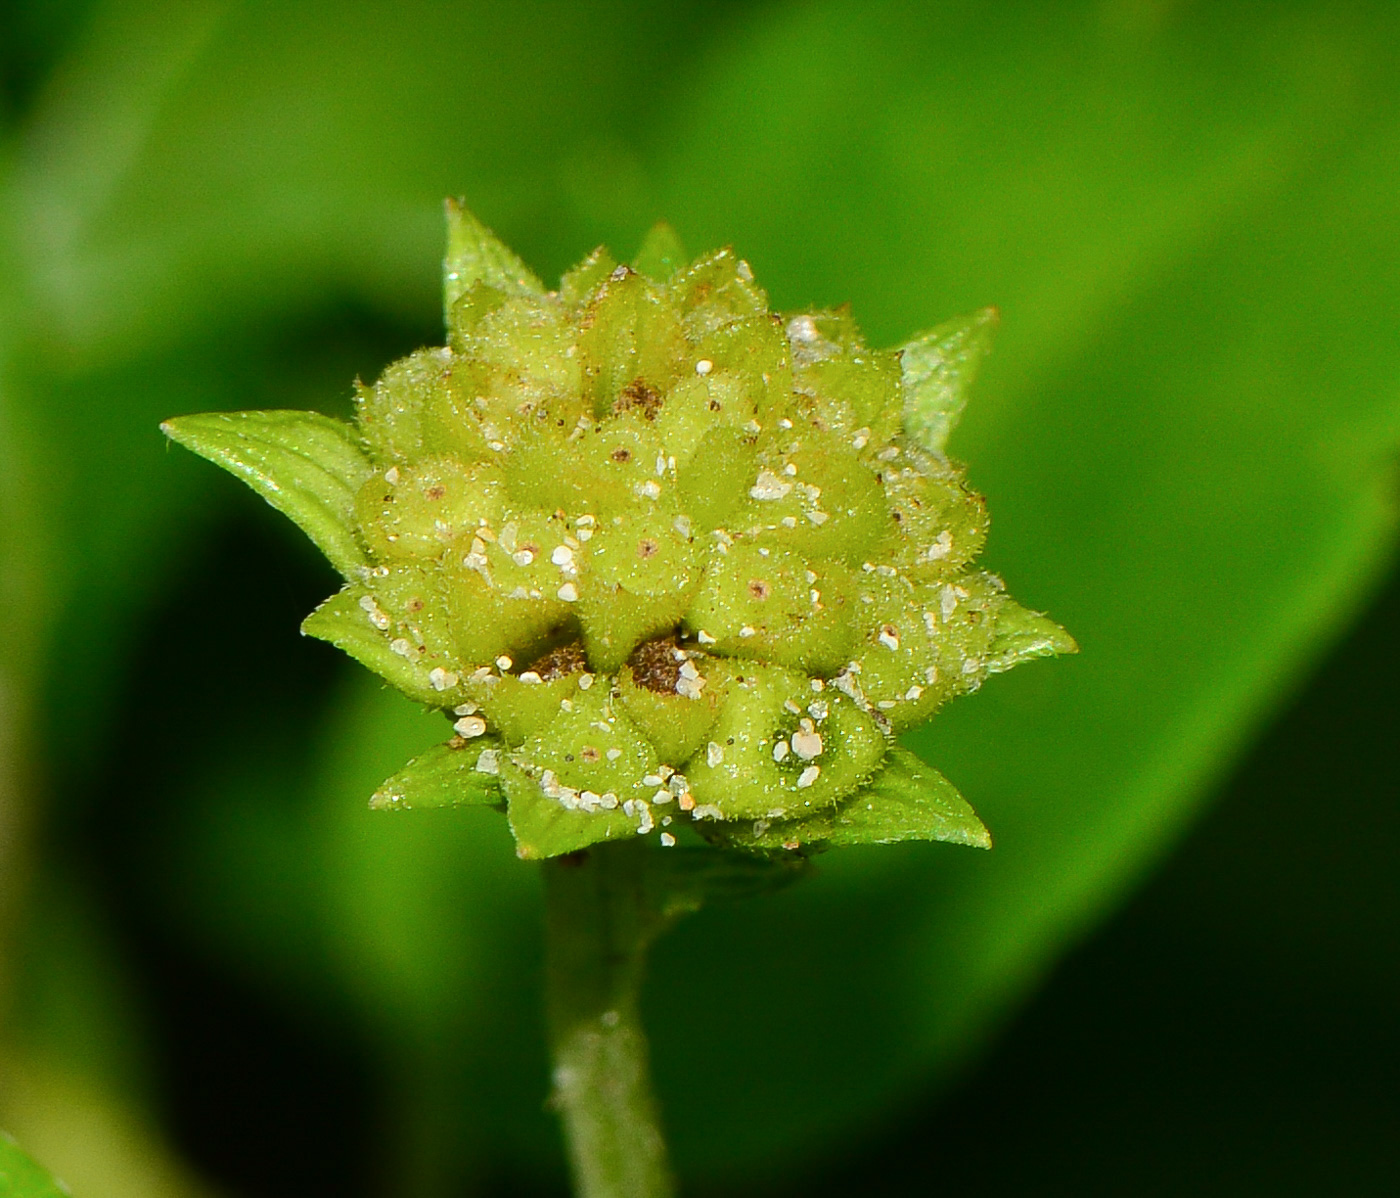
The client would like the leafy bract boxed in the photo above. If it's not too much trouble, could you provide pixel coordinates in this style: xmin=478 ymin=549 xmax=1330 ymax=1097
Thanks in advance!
xmin=161 ymin=411 xmax=372 ymax=578
xmin=443 ymin=198 xmax=545 ymax=316
xmin=899 ymin=308 xmax=998 ymax=456
xmin=711 ymin=747 xmax=989 ymax=852
xmin=369 ymin=738 xmax=506 ymax=811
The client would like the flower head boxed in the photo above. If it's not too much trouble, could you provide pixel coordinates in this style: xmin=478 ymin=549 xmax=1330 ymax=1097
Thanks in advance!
xmin=164 ymin=204 xmax=1073 ymax=859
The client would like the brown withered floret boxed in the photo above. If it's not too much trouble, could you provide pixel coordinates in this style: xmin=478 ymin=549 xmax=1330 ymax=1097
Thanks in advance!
xmin=627 ymin=635 xmax=685 ymax=694
xmin=613 ymin=377 xmax=663 ymax=420
xmin=529 ymin=641 xmax=589 ymax=681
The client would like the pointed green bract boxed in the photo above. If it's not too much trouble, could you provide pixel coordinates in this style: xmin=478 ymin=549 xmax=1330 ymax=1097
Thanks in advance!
xmin=167 ymin=205 xmax=1072 ymax=858
xmin=633 ymin=221 xmax=688 ymax=282
xmin=443 ymin=197 xmax=545 ymax=318
xmin=0 ymin=1132 xmax=70 ymax=1198
xmin=368 ymin=738 xmax=506 ymax=811
xmin=161 ymin=410 xmax=373 ymax=578
xmin=706 ymin=747 xmax=988 ymax=852
xmin=900 ymin=307 xmax=999 ymax=456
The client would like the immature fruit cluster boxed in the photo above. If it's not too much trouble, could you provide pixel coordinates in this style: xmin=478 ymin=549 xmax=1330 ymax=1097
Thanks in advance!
xmin=164 ymin=204 xmax=1073 ymax=860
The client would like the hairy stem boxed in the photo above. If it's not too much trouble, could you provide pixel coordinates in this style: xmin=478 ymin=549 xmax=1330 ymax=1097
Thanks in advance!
xmin=543 ymin=845 xmax=675 ymax=1198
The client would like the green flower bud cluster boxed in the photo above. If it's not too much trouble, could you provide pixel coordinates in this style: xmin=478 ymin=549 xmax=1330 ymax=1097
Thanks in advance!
xmin=164 ymin=204 xmax=1073 ymax=861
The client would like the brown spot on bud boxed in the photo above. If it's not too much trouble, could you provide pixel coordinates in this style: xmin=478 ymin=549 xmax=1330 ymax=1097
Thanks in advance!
xmin=529 ymin=641 xmax=588 ymax=681
xmin=638 ymin=538 xmax=659 ymax=559
xmin=614 ymin=377 xmax=663 ymax=420
xmin=425 ymin=485 xmax=446 ymax=501
xmin=748 ymin=579 xmax=770 ymax=600
xmin=581 ymin=746 xmax=601 ymax=763
xmin=611 ymin=447 xmax=633 ymax=463
xmin=627 ymin=635 xmax=684 ymax=693
xmin=406 ymin=596 xmax=425 ymax=613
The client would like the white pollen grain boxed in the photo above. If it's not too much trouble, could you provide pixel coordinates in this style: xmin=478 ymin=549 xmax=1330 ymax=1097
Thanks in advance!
xmin=796 ymin=765 xmax=820 ymax=789
xmin=773 ymin=740 xmax=790 ymax=762
xmin=558 ymin=582 xmax=579 ymax=602
xmin=495 ymin=655 xmax=513 ymax=671
xmin=512 ymin=548 xmax=535 ymax=566
xmin=428 ymin=667 xmax=459 ymax=691
xmin=707 ymin=741 xmax=725 ymax=767
xmin=695 ymin=359 xmax=714 ymax=375
xmin=474 ymin=749 xmax=500 ymax=774
xmin=696 ymin=629 xmax=717 ymax=645
xmin=749 ymin=470 xmax=793 ymax=501
xmin=660 ymin=832 xmax=677 ymax=847
xmin=390 ymin=638 xmax=413 ymax=658
xmin=453 ymin=715 xmax=487 ymax=738
xmin=578 ymin=673 xmax=594 ymax=690
xmin=551 ymin=545 xmax=574 ymax=567
xmin=518 ymin=671 xmax=543 ymax=685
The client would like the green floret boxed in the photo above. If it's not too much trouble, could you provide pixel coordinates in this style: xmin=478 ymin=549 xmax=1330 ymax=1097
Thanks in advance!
xmin=163 ymin=202 xmax=1075 ymax=861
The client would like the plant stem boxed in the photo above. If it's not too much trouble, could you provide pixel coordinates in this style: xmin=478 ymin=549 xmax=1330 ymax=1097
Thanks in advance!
xmin=542 ymin=844 xmax=675 ymax=1198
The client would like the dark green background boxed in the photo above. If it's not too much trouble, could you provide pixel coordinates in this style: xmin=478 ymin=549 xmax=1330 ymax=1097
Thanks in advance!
xmin=1 ymin=2 xmax=1396 ymax=1194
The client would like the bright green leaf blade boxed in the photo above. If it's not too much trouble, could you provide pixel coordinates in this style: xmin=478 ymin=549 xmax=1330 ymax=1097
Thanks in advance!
xmin=161 ymin=410 xmax=372 ymax=578
xmin=501 ymin=781 xmax=636 ymax=862
xmin=369 ymin=738 xmax=506 ymax=812
xmin=984 ymin=597 xmax=1079 ymax=675
xmin=899 ymin=308 xmax=998 ymax=455
xmin=711 ymin=746 xmax=989 ymax=851
xmin=829 ymin=747 xmax=990 ymax=849
xmin=443 ymin=198 xmax=545 ymax=318
xmin=0 ymin=1132 xmax=70 ymax=1197
xmin=301 ymin=585 xmax=438 ymax=705
xmin=632 ymin=221 xmax=688 ymax=282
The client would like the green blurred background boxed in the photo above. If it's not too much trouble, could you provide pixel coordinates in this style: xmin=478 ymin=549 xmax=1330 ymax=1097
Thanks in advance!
xmin=1 ymin=1 xmax=1397 ymax=1194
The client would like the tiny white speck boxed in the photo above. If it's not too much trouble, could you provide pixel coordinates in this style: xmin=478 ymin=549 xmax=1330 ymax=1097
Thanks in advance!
xmin=454 ymin=715 xmax=487 ymax=738
xmin=782 ymin=463 xmax=798 ymax=477
xmin=578 ymin=673 xmax=594 ymax=690
xmin=778 ymin=418 xmax=793 ymax=429
xmin=558 ymin=582 xmax=579 ymax=602
xmin=551 ymin=545 xmax=574 ymax=567
xmin=739 ymin=625 xmax=756 ymax=638
xmin=656 ymin=454 xmax=667 ymax=477
xmin=678 ymin=660 xmax=700 ymax=680
xmin=673 ymin=515 xmax=692 ymax=537
xmin=797 ymin=765 xmax=820 ymax=789
xmin=560 ymin=698 xmax=574 ymax=712
xmin=453 ymin=702 xmax=478 ymax=716
xmin=810 ymin=678 xmax=825 ymax=692
xmin=783 ymin=698 xmax=802 ymax=714
xmin=660 ymin=832 xmax=676 ymax=847
xmin=707 ymin=741 xmax=724 ymax=767
xmin=428 ymin=667 xmax=459 ymax=691
xmin=518 ymin=671 xmax=543 ymax=685
xmin=877 ymin=700 xmax=897 ymax=709
xmin=637 ymin=479 xmax=662 ymax=500
xmin=879 ymin=625 xmax=901 ymax=651
xmin=773 ymin=740 xmax=790 ymax=762
xmin=695 ymin=359 xmax=713 ymax=375
xmin=512 ymin=548 xmax=535 ymax=566
xmin=475 ymin=749 xmax=500 ymax=774
xmin=781 ymin=516 xmax=797 ymax=528
xmin=577 ymin=527 xmax=593 ymax=541
xmin=496 ymin=655 xmax=513 ymax=671
xmin=805 ymin=509 xmax=829 ymax=525
xmin=852 ymin=427 xmax=870 ymax=450
xmin=696 ymin=629 xmax=717 ymax=645
xmin=877 ymin=446 xmax=901 ymax=461
xmin=749 ymin=470 xmax=792 ymax=501
xmin=606 ymin=747 xmax=622 ymax=761
xmin=390 ymin=638 xmax=413 ymax=658
xmin=904 ymin=685 xmax=925 ymax=701
xmin=643 ymin=774 xmax=663 ymax=787
xmin=384 ymin=466 xmax=400 ymax=484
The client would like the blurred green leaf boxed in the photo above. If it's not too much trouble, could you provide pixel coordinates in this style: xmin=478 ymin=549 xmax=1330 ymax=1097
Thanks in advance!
xmin=161 ymin=410 xmax=373 ymax=578
xmin=0 ymin=1132 xmax=69 ymax=1197
xmin=11 ymin=1 xmax=1400 ymax=1194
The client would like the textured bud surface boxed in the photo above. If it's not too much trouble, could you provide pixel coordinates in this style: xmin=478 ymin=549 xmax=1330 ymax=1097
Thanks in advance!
xmin=163 ymin=203 xmax=1074 ymax=860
